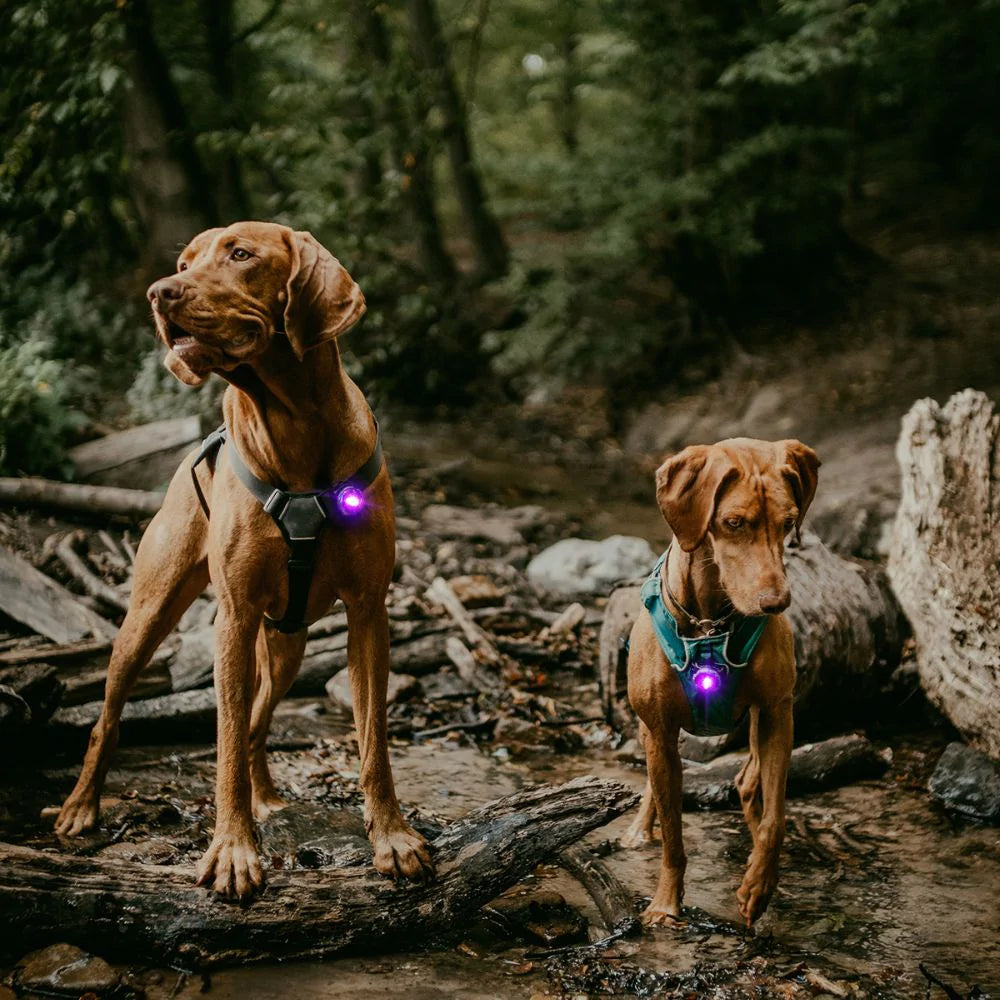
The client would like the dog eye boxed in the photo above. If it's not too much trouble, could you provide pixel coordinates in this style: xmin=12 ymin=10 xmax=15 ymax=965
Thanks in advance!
xmin=178 ymin=262 xmax=188 ymax=272
xmin=784 ymin=516 xmax=796 ymax=532
xmin=724 ymin=516 xmax=744 ymax=530
xmin=231 ymin=247 xmax=251 ymax=261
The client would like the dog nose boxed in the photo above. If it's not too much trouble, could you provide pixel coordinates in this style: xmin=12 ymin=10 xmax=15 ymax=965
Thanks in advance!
xmin=758 ymin=589 xmax=790 ymax=614
xmin=147 ymin=277 xmax=186 ymax=308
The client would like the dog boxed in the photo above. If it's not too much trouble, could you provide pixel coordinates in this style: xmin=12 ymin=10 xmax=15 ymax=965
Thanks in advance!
xmin=54 ymin=222 xmax=433 ymax=896
xmin=622 ymin=438 xmax=819 ymax=927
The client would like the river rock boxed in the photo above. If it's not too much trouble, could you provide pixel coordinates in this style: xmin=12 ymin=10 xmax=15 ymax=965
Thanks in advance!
xmin=526 ymin=536 xmax=656 ymax=596
xmin=14 ymin=942 xmax=119 ymax=995
xmin=325 ymin=668 xmax=420 ymax=713
xmin=927 ymin=742 xmax=1000 ymax=824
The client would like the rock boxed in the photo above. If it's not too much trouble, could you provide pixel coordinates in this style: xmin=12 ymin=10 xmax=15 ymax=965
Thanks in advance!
xmin=527 ymin=536 xmax=656 ymax=596
xmin=493 ymin=716 xmax=583 ymax=755
xmin=447 ymin=574 xmax=507 ymax=607
xmin=928 ymin=742 xmax=1000 ymax=824
xmin=166 ymin=624 xmax=215 ymax=692
xmin=15 ymin=943 xmax=119 ymax=995
xmin=325 ymin=668 xmax=420 ymax=713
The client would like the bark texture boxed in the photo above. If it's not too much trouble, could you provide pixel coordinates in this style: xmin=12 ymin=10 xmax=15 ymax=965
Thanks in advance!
xmin=0 ymin=776 xmax=637 ymax=967
xmin=888 ymin=389 xmax=1000 ymax=758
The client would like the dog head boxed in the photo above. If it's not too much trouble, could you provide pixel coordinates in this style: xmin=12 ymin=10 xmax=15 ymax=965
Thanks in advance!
xmin=655 ymin=438 xmax=820 ymax=616
xmin=146 ymin=222 xmax=366 ymax=386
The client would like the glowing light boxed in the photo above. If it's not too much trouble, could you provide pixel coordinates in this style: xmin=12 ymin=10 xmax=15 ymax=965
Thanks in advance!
xmin=335 ymin=485 xmax=366 ymax=518
xmin=693 ymin=668 xmax=721 ymax=694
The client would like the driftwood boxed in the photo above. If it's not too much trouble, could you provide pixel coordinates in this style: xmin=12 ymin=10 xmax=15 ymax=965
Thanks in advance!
xmin=0 ymin=547 xmax=117 ymax=644
xmin=54 ymin=531 xmax=129 ymax=615
xmin=682 ymin=734 xmax=889 ymax=810
xmin=888 ymin=390 xmax=1000 ymax=758
xmin=599 ymin=532 xmax=905 ymax=736
xmin=0 ymin=776 xmax=638 ymax=967
xmin=0 ymin=638 xmax=112 ymax=667
xmin=69 ymin=416 xmax=202 ymax=479
xmin=426 ymin=576 xmax=501 ymax=663
xmin=557 ymin=844 xmax=640 ymax=937
xmin=0 ymin=478 xmax=163 ymax=520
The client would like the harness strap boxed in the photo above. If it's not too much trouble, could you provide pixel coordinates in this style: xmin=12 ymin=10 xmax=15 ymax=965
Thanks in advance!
xmin=191 ymin=420 xmax=383 ymax=634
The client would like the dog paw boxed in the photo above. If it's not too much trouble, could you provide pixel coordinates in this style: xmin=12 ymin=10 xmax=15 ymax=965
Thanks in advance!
xmin=372 ymin=825 xmax=435 ymax=881
xmin=252 ymin=791 xmax=288 ymax=823
xmin=620 ymin=822 xmax=658 ymax=849
xmin=640 ymin=903 xmax=685 ymax=928
xmin=737 ymin=868 xmax=777 ymax=926
xmin=195 ymin=833 xmax=264 ymax=899
xmin=53 ymin=789 xmax=99 ymax=837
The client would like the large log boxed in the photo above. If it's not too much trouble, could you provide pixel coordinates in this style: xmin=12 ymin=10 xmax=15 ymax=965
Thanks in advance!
xmin=0 ymin=776 xmax=638 ymax=967
xmin=69 ymin=417 xmax=202 ymax=479
xmin=600 ymin=532 xmax=905 ymax=736
xmin=888 ymin=390 xmax=1000 ymax=758
xmin=0 ymin=478 xmax=163 ymax=520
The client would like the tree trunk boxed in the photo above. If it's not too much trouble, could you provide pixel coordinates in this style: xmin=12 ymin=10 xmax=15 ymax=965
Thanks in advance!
xmin=600 ymin=531 xmax=905 ymax=737
xmin=407 ymin=0 xmax=508 ymax=280
xmin=888 ymin=389 xmax=1000 ymax=759
xmin=353 ymin=0 xmax=457 ymax=285
xmin=121 ymin=0 xmax=218 ymax=267
xmin=0 ymin=777 xmax=637 ymax=967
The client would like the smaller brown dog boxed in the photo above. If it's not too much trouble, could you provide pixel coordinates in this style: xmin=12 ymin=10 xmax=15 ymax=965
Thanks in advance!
xmin=623 ymin=438 xmax=819 ymax=927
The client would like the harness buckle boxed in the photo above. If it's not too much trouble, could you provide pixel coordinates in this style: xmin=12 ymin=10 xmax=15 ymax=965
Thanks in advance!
xmin=277 ymin=495 xmax=327 ymax=542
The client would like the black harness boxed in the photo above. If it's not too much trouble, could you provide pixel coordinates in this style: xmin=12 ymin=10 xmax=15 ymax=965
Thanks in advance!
xmin=191 ymin=421 xmax=383 ymax=634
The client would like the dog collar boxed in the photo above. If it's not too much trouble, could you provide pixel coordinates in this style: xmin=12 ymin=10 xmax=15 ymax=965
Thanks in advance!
xmin=641 ymin=551 xmax=767 ymax=736
xmin=191 ymin=420 xmax=383 ymax=633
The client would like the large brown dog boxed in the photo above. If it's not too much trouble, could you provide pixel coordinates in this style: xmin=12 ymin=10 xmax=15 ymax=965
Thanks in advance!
xmin=623 ymin=438 xmax=819 ymax=927
xmin=54 ymin=222 xmax=432 ymax=896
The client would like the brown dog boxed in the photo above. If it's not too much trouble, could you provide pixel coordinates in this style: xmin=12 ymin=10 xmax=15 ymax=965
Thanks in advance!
xmin=623 ymin=438 xmax=819 ymax=927
xmin=54 ymin=222 xmax=432 ymax=896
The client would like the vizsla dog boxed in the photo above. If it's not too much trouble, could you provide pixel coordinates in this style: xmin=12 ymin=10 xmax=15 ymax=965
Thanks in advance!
xmin=54 ymin=222 xmax=432 ymax=896
xmin=623 ymin=438 xmax=819 ymax=927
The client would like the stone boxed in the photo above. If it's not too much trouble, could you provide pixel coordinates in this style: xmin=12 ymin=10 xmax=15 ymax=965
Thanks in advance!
xmin=325 ymin=668 xmax=420 ymax=713
xmin=15 ymin=943 xmax=119 ymax=995
xmin=928 ymin=742 xmax=1000 ymax=824
xmin=527 ymin=535 xmax=657 ymax=595
xmin=447 ymin=574 xmax=507 ymax=607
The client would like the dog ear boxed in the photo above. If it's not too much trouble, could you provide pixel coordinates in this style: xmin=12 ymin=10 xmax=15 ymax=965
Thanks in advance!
xmin=163 ymin=348 xmax=208 ymax=387
xmin=283 ymin=231 xmax=366 ymax=360
xmin=779 ymin=440 xmax=820 ymax=530
xmin=655 ymin=445 xmax=738 ymax=552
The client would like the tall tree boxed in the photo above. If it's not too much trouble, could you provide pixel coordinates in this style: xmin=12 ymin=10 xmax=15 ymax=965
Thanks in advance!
xmin=407 ymin=0 xmax=508 ymax=280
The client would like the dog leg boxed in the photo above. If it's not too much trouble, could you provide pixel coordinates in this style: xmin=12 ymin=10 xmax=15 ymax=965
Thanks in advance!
xmin=641 ymin=727 xmax=686 ymax=926
xmin=735 ymin=708 xmax=762 ymax=839
xmin=737 ymin=698 xmax=793 ymax=925
xmin=621 ymin=723 xmax=658 ymax=847
xmin=195 ymin=596 xmax=264 ymax=898
xmin=249 ymin=625 xmax=307 ymax=822
xmin=346 ymin=597 xmax=433 ymax=880
xmin=55 ymin=505 xmax=208 ymax=837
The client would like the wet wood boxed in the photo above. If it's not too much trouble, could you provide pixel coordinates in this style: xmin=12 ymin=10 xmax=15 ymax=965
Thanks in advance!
xmin=557 ymin=844 xmax=640 ymax=937
xmin=599 ymin=532 xmax=905 ymax=736
xmin=0 ymin=478 xmax=163 ymax=520
xmin=682 ymin=734 xmax=890 ymax=810
xmin=889 ymin=389 xmax=1000 ymax=758
xmin=0 ymin=776 xmax=638 ymax=967
xmin=69 ymin=416 xmax=202 ymax=478
xmin=0 ymin=547 xmax=118 ymax=644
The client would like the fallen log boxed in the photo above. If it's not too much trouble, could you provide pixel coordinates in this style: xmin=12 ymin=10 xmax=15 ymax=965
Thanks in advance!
xmin=682 ymin=734 xmax=890 ymax=810
xmin=0 ymin=547 xmax=118 ymax=644
xmin=557 ymin=844 xmax=640 ymax=938
xmin=888 ymin=390 xmax=1000 ymax=758
xmin=54 ymin=531 xmax=129 ymax=615
xmin=69 ymin=416 xmax=201 ymax=479
xmin=599 ymin=532 xmax=905 ymax=736
xmin=0 ymin=478 xmax=163 ymax=520
xmin=0 ymin=776 xmax=638 ymax=967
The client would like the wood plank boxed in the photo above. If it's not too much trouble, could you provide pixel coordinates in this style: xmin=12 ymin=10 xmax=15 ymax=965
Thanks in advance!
xmin=0 ymin=548 xmax=117 ymax=644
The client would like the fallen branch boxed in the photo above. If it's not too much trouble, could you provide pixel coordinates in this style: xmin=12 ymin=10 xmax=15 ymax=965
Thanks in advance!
xmin=557 ymin=844 xmax=640 ymax=938
xmin=55 ymin=531 xmax=129 ymax=615
xmin=0 ymin=478 xmax=163 ymax=520
xmin=427 ymin=577 xmax=500 ymax=663
xmin=0 ymin=776 xmax=638 ymax=967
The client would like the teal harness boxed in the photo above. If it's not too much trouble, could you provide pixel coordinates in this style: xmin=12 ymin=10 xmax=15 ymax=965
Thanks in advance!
xmin=640 ymin=551 xmax=767 ymax=737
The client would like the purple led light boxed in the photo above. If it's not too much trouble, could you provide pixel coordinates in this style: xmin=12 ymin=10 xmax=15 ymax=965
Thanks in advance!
xmin=693 ymin=668 xmax=720 ymax=694
xmin=335 ymin=485 xmax=366 ymax=517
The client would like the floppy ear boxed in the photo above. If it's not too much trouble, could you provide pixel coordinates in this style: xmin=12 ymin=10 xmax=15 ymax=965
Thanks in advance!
xmin=655 ymin=445 xmax=738 ymax=552
xmin=163 ymin=348 xmax=207 ymax=387
xmin=283 ymin=231 xmax=366 ymax=359
xmin=779 ymin=440 xmax=820 ymax=530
